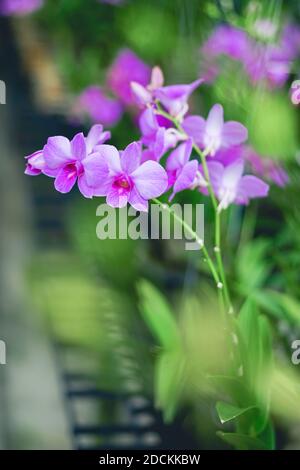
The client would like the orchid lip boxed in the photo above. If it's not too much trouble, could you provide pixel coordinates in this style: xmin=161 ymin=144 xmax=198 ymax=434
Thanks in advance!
xmin=113 ymin=175 xmax=132 ymax=192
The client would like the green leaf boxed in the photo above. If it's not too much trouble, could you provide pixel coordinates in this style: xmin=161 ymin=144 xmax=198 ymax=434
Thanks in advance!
xmin=252 ymin=289 xmax=285 ymax=320
xmin=236 ymin=240 xmax=271 ymax=294
xmin=258 ymin=420 xmax=276 ymax=450
xmin=217 ymin=431 xmax=268 ymax=450
xmin=155 ymin=349 xmax=185 ymax=423
xmin=237 ymin=299 xmax=260 ymax=387
xmin=208 ymin=375 xmax=252 ymax=406
xmin=253 ymin=316 xmax=273 ymax=434
xmin=138 ymin=280 xmax=181 ymax=349
xmin=268 ymin=292 xmax=300 ymax=324
xmin=216 ymin=401 xmax=258 ymax=424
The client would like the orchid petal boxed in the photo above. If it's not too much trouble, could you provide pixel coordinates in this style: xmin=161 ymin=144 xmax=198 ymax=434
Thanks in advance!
xmin=236 ymin=175 xmax=269 ymax=204
xmin=71 ymin=132 xmax=87 ymax=161
xmin=44 ymin=136 xmax=73 ymax=169
xmin=106 ymin=188 xmax=128 ymax=208
xmin=121 ymin=141 xmax=142 ymax=174
xmin=182 ymin=115 xmax=206 ymax=146
xmin=131 ymin=161 xmax=168 ymax=199
xmin=222 ymin=121 xmax=248 ymax=147
xmin=206 ymin=104 xmax=224 ymax=138
xmin=86 ymin=124 xmax=110 ymax=153
xmin=222 ymin=159 xmax=244 ymax=188
xmin=83 ymin=151 xmax=110 ymax=188
xmin=166 ymin=139 xmax=193 ymax=172
xmin=128 ymin=187 xmax=149 ymax=212
xmin=171 ymin=160 xmax=198 ymax=200
xmin=54 ymin=166 xmax=77 ymax=193
xmin=77 ymin=174 xmax=95 ymax=198
xmin=131 ymin=81 xmax=152 ymax=106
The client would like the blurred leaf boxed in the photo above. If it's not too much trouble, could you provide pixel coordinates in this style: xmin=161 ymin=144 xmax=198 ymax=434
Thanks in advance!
xmin=120 ymin=4 xmax=176 ymax=60
xmin=237 ymin=300 xmax=273 ymax=434
xmin=268 ymin=292 xmax=300 ymax=324
xmin=68 ymin=199 xmax=138 ymax=290
xmin=208 ymin=375 xmax=252 ymax=407
xmin=138 ymin=280 xmax=181 ymax=350
xmin=155 ymin=349 xmax=186 ymax=423
xmin=216 ymin=401 xmax=257 ymax=424
xmin=236 ymin=240 xmax=271 ymax=294
xmin=258 ymin=420 xmax=275 ymax=450
xmin=252 ymin=289 xmax=285 ymax=320
xmin=216 ymin=431 xmax=268 ymax=450
xmin=254 ymin=316 xmax=273 ymax=434
xmin=237 ymin=299 xmax=261 ymax=387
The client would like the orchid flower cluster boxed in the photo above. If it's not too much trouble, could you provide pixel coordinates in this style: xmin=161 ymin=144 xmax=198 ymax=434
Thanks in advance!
xmin=201 ymin=22 xmax=300 ymax=89
xmin=26 ymin=66 xmax=278 ymax=215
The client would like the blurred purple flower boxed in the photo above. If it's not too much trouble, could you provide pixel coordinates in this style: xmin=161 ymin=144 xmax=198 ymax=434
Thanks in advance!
xmin=183 ymin=104 xmax=248 ymax=156
xmin=74 ymin=86 xmax=123 ymax=128
xmin=83 ymin=141 xmax=168 ymax=211
xmin=245 ymin=44 xmax=291 ymax=88
xmin=107 ymin=49 xmax=151 ymax=106
xmin=245 ymin=148 xmax=289 ymax=187
xmin=211 ymin=145 xmax=289 ymax=188
xmin=201 ymin=22 xmax=300 ymax=89
xmin=202 ymin=25 xmax=250 ymax=62
xmin=201 ymin=159 xmax=269 ymax=211
xmin=0 ymin=0 xmax=43 ymax=15
xmin=280 ymin=23 xmax=300 ymax=61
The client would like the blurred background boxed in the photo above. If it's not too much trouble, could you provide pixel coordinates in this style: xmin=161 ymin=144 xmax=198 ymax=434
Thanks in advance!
xmin=0 ymin=0 xmax=300 ymax=450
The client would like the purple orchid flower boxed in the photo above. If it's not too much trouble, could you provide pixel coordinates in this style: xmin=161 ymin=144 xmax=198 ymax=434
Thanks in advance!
xmin=83 ymin=142 xmax=168 ymax=212
xmin=107 ymin=49 xmax=151 ymax=107
xmin=139 ymin=107 xmax=184 ymax=162
xmin=0 ymin=0 xmax=44 ymax=15
xmin=200 ymin=159 xmax=269 ymax=211
xmin=244 ymin=148 xmax=289 ymax=188
xmin=183 ymin=104 xmax=248 ymax=156
xmin=74 ymin=86 xmax=123 ymax=128
xmin=166 ymin=139 xmax=207 ymax=201
xmin=154 ymin=78 xmax=204 ymax=119
xmin=25 ymin=125 xmax=111 ymax=198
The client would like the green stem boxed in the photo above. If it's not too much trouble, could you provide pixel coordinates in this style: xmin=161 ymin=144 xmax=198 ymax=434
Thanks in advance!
xmin=215 ymin=211 xmax=232 ymax=313
xmin=152 ymin=198 xmax=221 ymax=286
xmin=155 ymin=106 xmax=233 ymax=313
